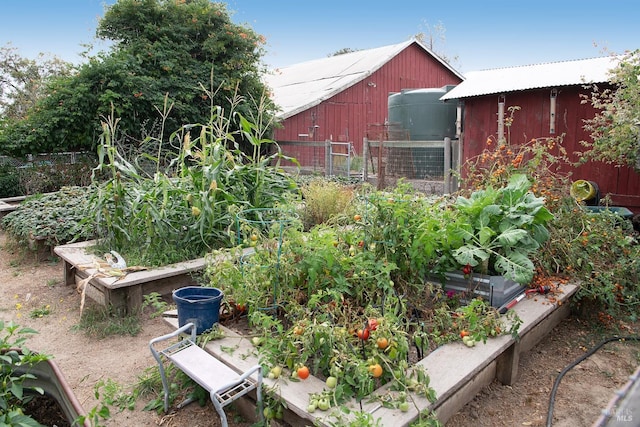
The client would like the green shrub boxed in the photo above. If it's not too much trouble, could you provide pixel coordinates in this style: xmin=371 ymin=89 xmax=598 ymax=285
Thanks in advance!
xmin=0 ymin=163 xmax=20 ymax=198
xmin=300 ymin=178 xmax=355 ymax=229
xmin=0 ymin=321 xmax=51 ymax=427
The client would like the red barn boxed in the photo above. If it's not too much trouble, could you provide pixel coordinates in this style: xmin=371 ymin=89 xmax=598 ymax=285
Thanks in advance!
xmin=264 ymin=39 xmax=463 ymax=165
xmin=440 ymin=56 xmax=640 ymax=213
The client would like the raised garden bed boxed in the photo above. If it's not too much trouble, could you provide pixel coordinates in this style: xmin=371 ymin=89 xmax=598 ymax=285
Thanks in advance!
xmin=54 ymin=240 xmax=205 ymax=314
xmin=14 ymin=357 xmax=89 ymax=426
xmin=0 ymin=195 xmax=26 ymax=219
xmin=430 ymin=272 xmax=525 ymax=308
xmin=161 ymin=282 xmax=577 ymax=426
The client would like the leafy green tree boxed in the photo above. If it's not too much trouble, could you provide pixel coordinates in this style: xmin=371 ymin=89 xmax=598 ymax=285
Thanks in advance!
xmin=0 ymin=44 xmax=72 ymax=121
xmin=581 ymin=49 xmax=640 ymax=171
xmin=0 ymin=0 xmax=273 ymax=157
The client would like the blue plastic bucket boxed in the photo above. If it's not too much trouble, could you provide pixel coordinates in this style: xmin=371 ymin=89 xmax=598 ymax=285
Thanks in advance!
xmin=172 ymin=287 xmax=223 ymax=334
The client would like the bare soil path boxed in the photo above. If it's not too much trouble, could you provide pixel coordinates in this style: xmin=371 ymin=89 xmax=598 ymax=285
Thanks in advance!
xmin=1 ymin=230 xmax=638 ymax=427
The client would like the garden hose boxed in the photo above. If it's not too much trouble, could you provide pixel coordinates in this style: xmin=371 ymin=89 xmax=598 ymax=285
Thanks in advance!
xmin=546 ymin=335 xmax=640 ymax=427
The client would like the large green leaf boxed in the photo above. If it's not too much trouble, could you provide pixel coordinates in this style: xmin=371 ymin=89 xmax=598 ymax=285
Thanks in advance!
xmin=496 ymin=229 xmax=528 ymax=247
xmin=494 ymin=251 xmax=534 ymax=284
xmin=452 ymin=245 xmax=490 ymax=267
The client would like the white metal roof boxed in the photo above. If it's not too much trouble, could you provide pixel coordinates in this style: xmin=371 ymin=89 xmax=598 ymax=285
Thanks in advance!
xmin=440 ymin=56 xmax=621 ymax=100
xmin=263 ymin=39 xmax=463 ymax=119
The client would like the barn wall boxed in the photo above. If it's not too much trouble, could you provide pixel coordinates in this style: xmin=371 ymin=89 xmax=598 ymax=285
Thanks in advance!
xmin=273 ymin=43 xmax=463 ymax=161
xmin=461 ymin=87 xmax=640 ymax=213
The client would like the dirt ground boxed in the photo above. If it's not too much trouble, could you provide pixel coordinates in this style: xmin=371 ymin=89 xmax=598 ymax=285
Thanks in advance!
xmin=1 ymin=230 xmax=639 ymax=427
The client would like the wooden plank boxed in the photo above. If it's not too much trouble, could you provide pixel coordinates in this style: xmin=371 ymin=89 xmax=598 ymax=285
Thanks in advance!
xmin=495 ymin=340 xmax=520 ymax=385
xmin=518 ymin=295 xmax=573 ymax=354
xmin=55 ymin=241 xmax=206 ymax=290
xmin=434 ymin=360 xmax=497 ymax=424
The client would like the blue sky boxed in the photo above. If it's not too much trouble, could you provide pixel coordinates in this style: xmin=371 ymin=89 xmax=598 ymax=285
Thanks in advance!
xmin=1 ymin=0 xmax=638 ymax=73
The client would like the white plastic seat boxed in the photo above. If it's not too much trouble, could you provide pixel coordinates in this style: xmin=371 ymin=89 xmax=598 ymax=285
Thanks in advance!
xmin=149 ymin=322 xmax=263 ymax=427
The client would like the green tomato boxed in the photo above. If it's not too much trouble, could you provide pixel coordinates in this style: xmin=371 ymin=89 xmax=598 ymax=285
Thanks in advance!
xmin=251 ymin=337 xmax=263 ymax=346
xmin=464 ymin=338 xmax=476 ymax=347
xmin=399 ymin=401 xmax=410 ymax=412
xmin=271 ymin=366 xmax=282 ymax=379
xmin=325 ymin=376 xmax=337 ymax=389
xmin=307 ymin=403 xmax=317 ymax=413
xmin=317 ymin=398 xmax=331 ymax=411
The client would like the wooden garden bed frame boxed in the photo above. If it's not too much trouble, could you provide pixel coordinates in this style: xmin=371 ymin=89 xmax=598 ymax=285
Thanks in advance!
xmin=54 ymin=240 xmax=204 ymax=314
xmin=162 ymin=283 xmax=578 ymax=426
xmin=0 ymin=195 xmax=26 ymax=219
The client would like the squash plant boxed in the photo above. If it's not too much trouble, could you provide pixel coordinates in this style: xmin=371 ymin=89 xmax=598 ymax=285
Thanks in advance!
xmin=1 ymin=186 xmax=95 ymax=249
xmin=449 ymin=174 xmax=554 ymax=284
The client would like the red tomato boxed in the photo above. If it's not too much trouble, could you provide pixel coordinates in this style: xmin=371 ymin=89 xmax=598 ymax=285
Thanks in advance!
xmin=462 ymin=264 xmax=472 ymax=275
xmin=297 ymin=366 xmax=310 ymax=380
xmin=357 ymin=328 xmax=370 ymax=341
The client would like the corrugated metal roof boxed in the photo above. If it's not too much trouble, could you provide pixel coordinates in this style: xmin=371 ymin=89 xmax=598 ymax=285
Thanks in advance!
xmin=264 ymin=39 xmax=463 ymax=119
xmin=440 ymin=56 xmax=621 ymax=100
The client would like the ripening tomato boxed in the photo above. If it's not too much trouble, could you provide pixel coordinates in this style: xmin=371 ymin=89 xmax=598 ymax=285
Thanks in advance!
xmin=462 ymin=264 xmax=472 ymax=275
xmin=357 ymin=328 xmax=370 ymax=341
xmin=376 ymin=337 xmax=389 ymax=349
xmin=367 ymin=318 xmax=379 ymax=331
xmin=297 ymin=366 xmax=310 ymax=380
xmin=368 ymin=363 xmax=383 ymax=378
xmin=353 ymin=214 xmax=362 ymax=221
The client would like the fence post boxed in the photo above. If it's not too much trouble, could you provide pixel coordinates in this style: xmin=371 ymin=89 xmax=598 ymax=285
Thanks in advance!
xmin=377 ymin=136 xmax=385 ymax=190
xmin=444 ymin=137 xmax=451 ymax=194
xmin=362 ymin=138 xmax=368 ymax=181
xmin=325 ymin=140 xmax=331 ymax=177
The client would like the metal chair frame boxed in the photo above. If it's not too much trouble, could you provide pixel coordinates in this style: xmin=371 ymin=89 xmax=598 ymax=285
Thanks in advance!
xmin=149 ymin=322 xmax=263 ymax=427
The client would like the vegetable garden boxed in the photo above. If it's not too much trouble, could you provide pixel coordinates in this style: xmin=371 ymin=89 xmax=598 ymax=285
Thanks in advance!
xmin=2 ymin=97 xmax=639 ymax=426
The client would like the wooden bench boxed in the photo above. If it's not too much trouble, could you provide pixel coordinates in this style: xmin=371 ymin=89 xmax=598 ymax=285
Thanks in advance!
xmin=149 ymin=322 xmax=263 ymax=427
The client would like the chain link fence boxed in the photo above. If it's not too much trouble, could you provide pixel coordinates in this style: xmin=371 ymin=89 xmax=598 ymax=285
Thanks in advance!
xmin=0 ymin=152 xmax=96 ymax=197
